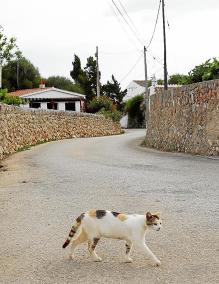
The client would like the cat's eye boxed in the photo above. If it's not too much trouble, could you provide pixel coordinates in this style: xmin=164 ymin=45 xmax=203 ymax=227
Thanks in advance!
xmin=154 ymin=223 xmax=157 ymax=226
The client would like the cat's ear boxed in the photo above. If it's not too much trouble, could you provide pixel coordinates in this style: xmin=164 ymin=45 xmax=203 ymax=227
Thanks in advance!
xmin=146 ymin=212 xmax=153 ymax=221
xmin=153 ymin=212 xmax=160 ymax=219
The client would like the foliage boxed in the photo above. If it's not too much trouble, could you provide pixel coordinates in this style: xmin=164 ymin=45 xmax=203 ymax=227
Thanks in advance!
xmin=157 ymin=79 xmax=164 ymax=85
xmin=88 ymin=96 xmax=114 ymax=113
xmin=188 ymin=58 xmax=219 ymax=83
xmin=102 ymin=75 xmax=127 ymax=110
xmin=45 ymin=76 xmax=84 ymax=94
xmin=168 ymin=74 xmax=189 ymax=85
xmin=70 ymin=54 xmax=83 ymax=84
xmin=125 ymin=95 xmax=144 ymax=128
xmin=98 ymin=108 xmax=122 ymax=122
xmin=87 ymin=95 xmax=122 ymax=122
xmin=0 ymin=28 xmax=17 ymax=65
xmin=70 ymin=54 xmax=127 ymax=106
xmin=70 ymin=54 xmax=99 ymax=101
xmin=0 ymin=89 xmax=25 ymax=105
xmin=2 ymin=56 xmax=41 ymax=91
xmin=166 ymin=58 xmax=219 ymax=86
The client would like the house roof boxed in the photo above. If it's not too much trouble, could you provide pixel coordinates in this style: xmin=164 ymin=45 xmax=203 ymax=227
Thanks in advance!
xmin=133 ymin=80 xmax=146 ymax=87
xmin=9 ymin=87 xmax=86 ymax=100
xmin=9 ymin=88 xmax=51 ymax=97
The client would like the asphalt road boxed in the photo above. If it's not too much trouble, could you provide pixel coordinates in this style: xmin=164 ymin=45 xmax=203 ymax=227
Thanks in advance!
xmin=0 ymin=129 xmax=218 ymax=284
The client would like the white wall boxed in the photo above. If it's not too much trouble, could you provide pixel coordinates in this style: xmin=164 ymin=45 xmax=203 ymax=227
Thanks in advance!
xmin=120 ymin=115 xmax=128 ymax=128
xmin=57 ymin=102 xmax=65 ymax=111
xmin=75 ymin=101 xmax=81 ymax=112
xmin=123 ymin=81 xmax=145 ymax=102
xmin=41 ymin=102 xmax=47 ymax=110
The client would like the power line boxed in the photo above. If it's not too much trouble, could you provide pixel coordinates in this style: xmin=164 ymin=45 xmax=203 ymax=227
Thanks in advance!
xmin=107 ymin=0 xmax=141 ymax=51
xmin=146 ymin=0 xmax=162 ymax=50
xmin=111 ymin=0 xmax=144 ymax=46
xmin=120 ymin=53 xmax=143 ymax=83
xmin=117 ymin=0 xmax=141 ymax=36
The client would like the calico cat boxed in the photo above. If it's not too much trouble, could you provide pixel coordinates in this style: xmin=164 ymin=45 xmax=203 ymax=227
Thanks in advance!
xmin=63 ymin=209 xmax=162 ymax=266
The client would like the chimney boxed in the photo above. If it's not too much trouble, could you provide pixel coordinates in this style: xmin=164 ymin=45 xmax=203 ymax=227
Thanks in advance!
xmin=39 ymin=79 xmax=45 ymax=89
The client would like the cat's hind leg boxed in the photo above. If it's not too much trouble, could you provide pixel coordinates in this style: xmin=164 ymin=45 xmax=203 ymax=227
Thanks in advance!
xmin=88 ymin=238 xmax=102 ymax=262
xmin=69 ymin=229 xmax=87 ymax=259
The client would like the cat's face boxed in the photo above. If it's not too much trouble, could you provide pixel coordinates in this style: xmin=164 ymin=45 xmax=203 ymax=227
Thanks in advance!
xmin=146 ymin=212 xmax=162 ymax=231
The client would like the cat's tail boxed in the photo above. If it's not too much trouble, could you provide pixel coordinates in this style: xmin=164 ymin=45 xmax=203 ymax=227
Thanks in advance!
xmin=62 ymin=213 xmax=85 ymax=248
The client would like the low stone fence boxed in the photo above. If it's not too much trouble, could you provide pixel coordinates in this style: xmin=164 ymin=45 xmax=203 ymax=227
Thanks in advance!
xmin=0 ymin=104 xmax=122 ymax=160
xmin=145 ymin=80 xmax=219 ymax=156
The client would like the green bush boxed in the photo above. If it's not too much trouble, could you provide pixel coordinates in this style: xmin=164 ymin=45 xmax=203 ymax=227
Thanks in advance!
xmin=125 ymin=95 xmax=145 ymax=128
xmin=88 ymin=96 xmax=114 ymax=113
xmin=0 ymin=89 xmax=25 ymax=105
xmin=98 ymin=108 xmax=122 ymax=122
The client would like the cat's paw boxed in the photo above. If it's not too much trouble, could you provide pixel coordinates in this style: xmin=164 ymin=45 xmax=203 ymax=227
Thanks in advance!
xmin=69 ymin=254 xmax=74 ymax=260
xmin=124 ymin=257 xmax=133 ymax=263
xmin=94 ymin=256 xmax=102 ymax=262
xmin=153 ymin=260 xmax=161 ymax=267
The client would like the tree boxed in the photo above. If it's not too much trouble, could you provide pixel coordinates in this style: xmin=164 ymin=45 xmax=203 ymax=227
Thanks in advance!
xmin=157 ymin=79 xmax=164 ymax=85
xmin=188 ymin=58 xmax=219 ymax=83
xmin=46 ymin=76 xmax=84 ymax=94
xmin=2 ymin=56 xmax=41 ymax=91
xmin=168 ymin=74 xmax=189 ymax=85
xmin=0 ymin=26 xmax=17 ymax=88
xmin=70 ymin=54 xmax=100 ymax=101
xmin=70 ymin=54 xmax=83 ymax=84
xmin=102 ymin=75 xmax=127 ymax=111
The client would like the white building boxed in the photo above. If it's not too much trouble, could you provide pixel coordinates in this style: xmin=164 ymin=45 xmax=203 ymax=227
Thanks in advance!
xmin=123 ymin=80 xmax=146 ymax=101
xmin=9 ymin=84 xmax=85 ymax=112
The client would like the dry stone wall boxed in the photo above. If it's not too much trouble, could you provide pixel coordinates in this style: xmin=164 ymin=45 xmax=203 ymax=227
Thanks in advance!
xmin=0 ymin=105 xmax=122 ymax=160
xmin=145 ymin=80 xmax=219 ymax=156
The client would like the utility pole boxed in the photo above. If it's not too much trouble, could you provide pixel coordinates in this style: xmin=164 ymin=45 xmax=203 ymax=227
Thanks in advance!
xmin=144 ymin=46 xmax=149 ymax=130
xmin=162 ymin=0 xmax=168 ymax=91
xmin=16 ymin=60 xmax=19 ymax=89
xmin=95 ymin=46 xmax=100 ymax=97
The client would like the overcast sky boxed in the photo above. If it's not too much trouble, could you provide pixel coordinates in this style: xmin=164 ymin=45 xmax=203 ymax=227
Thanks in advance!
xmin=1 ymin=0 xmax=219 ymax=88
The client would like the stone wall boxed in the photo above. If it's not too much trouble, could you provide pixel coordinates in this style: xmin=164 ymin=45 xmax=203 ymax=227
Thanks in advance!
xmin=145 ymin=80 xmax=219 ymax=156
xmin=0 ymin=104 xmax=122 ymax=160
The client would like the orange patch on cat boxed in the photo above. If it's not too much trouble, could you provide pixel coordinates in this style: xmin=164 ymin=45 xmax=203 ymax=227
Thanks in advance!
xmin=88 ymin=209 xmax=96 ymax=217
xmin=117 ymin=214 xmax=127 ymax=221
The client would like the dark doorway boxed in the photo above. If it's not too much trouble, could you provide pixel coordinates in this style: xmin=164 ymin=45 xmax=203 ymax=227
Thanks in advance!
xmin=47 ymin=102 xmax=57 ymax=110
xmin=65 ymin=102 xmax=75 ymax=111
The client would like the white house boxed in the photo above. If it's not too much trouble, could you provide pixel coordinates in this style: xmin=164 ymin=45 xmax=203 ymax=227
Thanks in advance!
xmin=9 ymin=83 xmax=85 ymax=112
xmin=123 ymin=80 xmax=146 ymax=101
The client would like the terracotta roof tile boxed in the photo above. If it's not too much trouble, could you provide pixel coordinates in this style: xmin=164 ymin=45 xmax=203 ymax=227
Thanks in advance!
xmin=9 ymin=88 xmax=51 ymax=97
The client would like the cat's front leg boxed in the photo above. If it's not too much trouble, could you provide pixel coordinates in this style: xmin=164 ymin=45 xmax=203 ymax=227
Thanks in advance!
xmin=135 ymin=241 xmax=161 ymax=266
xmin=124 ymin=241 xmax=133 ymax=263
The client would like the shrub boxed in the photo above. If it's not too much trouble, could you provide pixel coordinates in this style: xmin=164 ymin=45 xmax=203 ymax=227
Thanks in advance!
xmin=98 ymin=108 xmax=122 ymax=122
xmin=0 ymin=89 xmax=25 ymax=105
xmin=125 ymin=95 xmax=145 ymax=128
xmin=88 ymin=96 xmax=114 ymax=113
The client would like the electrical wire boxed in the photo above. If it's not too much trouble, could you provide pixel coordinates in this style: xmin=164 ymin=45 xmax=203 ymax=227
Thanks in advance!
xmin=120 ymin=53 xmax=143 ymax=83
xmin=107 ymin=0 xmax=141 ymax=51
xmin=111 ymin=0 xmax=144 ymax=46
xmin=146 ymin=0 xmax=162 ymax=50
xmin=117 ymin=0 xmax=141 ymax=36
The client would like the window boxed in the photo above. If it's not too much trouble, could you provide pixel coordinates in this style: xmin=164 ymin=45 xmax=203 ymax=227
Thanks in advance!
xmin=65 ymin=102 xmax=75 ymax=111
xmin=29 ymin=102 xmax=41 ymax=108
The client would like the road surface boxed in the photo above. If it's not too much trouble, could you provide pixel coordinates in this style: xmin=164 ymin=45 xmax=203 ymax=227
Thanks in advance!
xmin=0 ymin=130 xmax=218 ymax=283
